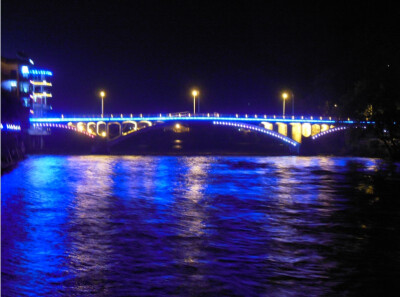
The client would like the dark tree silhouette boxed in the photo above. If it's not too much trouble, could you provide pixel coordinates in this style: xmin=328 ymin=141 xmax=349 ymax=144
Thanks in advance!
xmin=341 ymin=64 xmax=400 ymax=159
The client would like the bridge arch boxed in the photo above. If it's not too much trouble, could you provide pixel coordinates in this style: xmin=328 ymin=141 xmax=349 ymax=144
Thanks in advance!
xmin=213 ymin=121 xmax=299 ymax=148
xmin=107 ymin=120 xmax=161 ymax=146
xmin=107 ymin=122 xmax=122 ymax=140
xmin=138 ymin=121 xmax=152 ymax=129
xmin=312 ymin=126 xmax=348 ymax=140
xmin=122 ymin=121 xmax=138 ymax=136
xmin=97 ymin=121 xmax=107 ymax=136
xmin=32 ymin=123 xmax=95 ymax=138
xmin=106 ymin=120 xmax=300 ymax=153
xmin=77 ymin=122 xmax=86 ymax=132
xmin=87 ymin=122 xmax=97 ymax=135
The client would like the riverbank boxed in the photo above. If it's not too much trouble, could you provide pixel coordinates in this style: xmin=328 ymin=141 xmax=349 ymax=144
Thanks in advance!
xmin=1 ymin=132 xmax=27 ymax=173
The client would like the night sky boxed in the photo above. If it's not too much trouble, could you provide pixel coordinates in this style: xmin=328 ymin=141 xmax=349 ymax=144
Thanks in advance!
xmin=2 ymin=1 xmax=398 ymax=116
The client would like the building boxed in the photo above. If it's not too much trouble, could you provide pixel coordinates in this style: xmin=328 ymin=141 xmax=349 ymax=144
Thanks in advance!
xmin=1 ymin=56 xmax=53 ymax=118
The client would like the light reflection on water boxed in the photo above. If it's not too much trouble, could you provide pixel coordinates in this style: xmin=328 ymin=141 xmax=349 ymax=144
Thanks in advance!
xmin=1 ymin=155 xmax=399 ymax=296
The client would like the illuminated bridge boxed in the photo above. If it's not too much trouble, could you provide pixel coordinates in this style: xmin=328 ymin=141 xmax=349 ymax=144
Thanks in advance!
xmin=29 ymin=113 xmax=372 ymax=151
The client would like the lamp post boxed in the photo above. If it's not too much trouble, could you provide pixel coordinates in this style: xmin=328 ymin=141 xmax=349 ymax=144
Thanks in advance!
xmin=291 ymin=92 xmax=294 ymax=116
xmin=282 ymin=92 xmax=288 ymax=117
xmin=100 ymin=91 xmax=105 ymax=118
xmin=192 ymin=90 xmax=198 ymax=115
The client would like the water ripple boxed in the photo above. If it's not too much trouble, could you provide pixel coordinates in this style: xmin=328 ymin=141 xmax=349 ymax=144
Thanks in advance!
xmin=2 ymin=156 xmax=399 ymax=296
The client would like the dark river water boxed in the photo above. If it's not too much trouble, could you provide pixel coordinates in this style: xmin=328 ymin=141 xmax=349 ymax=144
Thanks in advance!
xmin=2 ymin=156 xmax=400 ymax=296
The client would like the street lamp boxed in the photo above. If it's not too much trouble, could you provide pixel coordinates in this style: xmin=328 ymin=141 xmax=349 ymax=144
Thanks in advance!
xmin=100 ymin=91 xmax=105 ymax=117
xmin=291 ymin=91 xmax=295 ymax=116
xmin=282 ymin=92 xmax=288 ymax=117
xmin=192 ymin=90 xmax=198 ymax=115
xmin=281 ymin=91 xmax=295 ymax=117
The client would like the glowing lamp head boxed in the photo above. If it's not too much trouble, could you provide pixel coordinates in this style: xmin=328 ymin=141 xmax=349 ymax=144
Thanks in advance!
xmin=100 ymin=91 xmax=105 ymax=98
xmin=21 ymin=66 xmax=29 ymax=74
xmin=192 ymin=90 xmax=198 ymax=97
xmin=282 ymin=92 xmax=288 ymax=100
xmin=175 ymin=123 xmax=181 ymax=129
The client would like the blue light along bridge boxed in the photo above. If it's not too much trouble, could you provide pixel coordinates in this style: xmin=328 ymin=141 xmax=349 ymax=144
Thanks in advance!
xmin=30 ymin=113 xmax=371 ymax=150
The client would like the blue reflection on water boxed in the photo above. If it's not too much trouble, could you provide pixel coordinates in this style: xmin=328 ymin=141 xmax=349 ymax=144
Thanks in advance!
xmin=2 ymin=155 xmax=399 ymax=296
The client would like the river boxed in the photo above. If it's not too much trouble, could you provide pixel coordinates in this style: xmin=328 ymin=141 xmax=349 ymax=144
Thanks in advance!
xmin=1 ymin=156 xmax=399 ymax=296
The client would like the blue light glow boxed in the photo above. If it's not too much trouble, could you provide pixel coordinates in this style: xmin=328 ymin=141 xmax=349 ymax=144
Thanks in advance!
xmin=30 ymin=115 xmax=339 ymax=124
xmin=0 ymin=155 xmax=388 ymax=296
xmin=21 ymin=66 xmax=29 ymax=74
xmin=33 ymin=123 xmax=94 ymax=138
xmin=28 ymin=114 xmax=371 ymax=147
xmin=32 ymin=123 xmax=95 ymax=138
xmin=213 ymin=121 xmax=298 ymax=147
xmin=312 ymin=127 xmax=347 ymax=140
xmin=1 ymin=123 xmax=21 ymax=131
xmin=29 ymin=69 xmax=53 ymax=76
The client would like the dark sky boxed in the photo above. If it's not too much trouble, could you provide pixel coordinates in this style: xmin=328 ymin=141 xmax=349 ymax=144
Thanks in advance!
xmin=2 ymin=1 xmax=398 ymax=115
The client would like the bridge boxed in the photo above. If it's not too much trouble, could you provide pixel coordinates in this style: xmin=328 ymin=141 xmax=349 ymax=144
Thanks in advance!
xmin=29 ymin=113 xmax=372 ymax=151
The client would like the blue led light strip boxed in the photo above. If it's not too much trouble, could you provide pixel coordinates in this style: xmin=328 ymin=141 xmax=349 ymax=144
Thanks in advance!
xmin=30 ymin=115 xmax=350 ymax=124
xmin=1 ymin=123 xmax=21 ymax=132
xmin=312 ymin=127 xmax=348 ymax=139
xmin=29 ymin=69 xmax=53 ymax=76
xmin=213 ymin=121 xmax=298 ymax=147
xmin=32 ymin=123 xmax=95 ymax=138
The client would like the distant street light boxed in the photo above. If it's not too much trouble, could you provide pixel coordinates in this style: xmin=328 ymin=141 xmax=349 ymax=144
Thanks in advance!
xmin=192 ymin=90 xmax=199 ymax=114
xmin=281 ymin=91 xmax=295 ymax=117
xmin=291 ymin=92 xmax=295 ymax=116
xmin=282 ymin=92 xmax=288 ymax=117
xmin=100 ymin=91 xmax=105 ymax=117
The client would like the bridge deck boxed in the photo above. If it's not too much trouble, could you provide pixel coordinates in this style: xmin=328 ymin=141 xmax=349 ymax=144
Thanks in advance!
xmin=30 ymin=114 xmax=368 ymax=125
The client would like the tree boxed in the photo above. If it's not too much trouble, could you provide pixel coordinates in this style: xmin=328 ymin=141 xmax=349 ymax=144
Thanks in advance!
xmin=342 ymin=65 xmax=400 ymax=159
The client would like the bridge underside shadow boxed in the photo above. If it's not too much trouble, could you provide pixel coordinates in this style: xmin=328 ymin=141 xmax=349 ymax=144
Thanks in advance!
xmin=105 ymin=121 xmax=298 ymax=155
xmin=300 ymin=127 xmax=381 ymax=156
xmin=28 ymin=127 xmax=96 ymax=154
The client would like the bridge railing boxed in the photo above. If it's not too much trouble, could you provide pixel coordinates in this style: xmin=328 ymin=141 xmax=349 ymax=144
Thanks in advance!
xmin=34 ymin=112 xmax=355 ymax=122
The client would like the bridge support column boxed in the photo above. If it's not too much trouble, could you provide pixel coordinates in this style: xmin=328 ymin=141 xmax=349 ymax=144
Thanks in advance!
xmin=276 ymin=122 xmax=288 ymax=136
xmin=77 ymin=122 xmax=85 ymax=132
xmin=302 ymin=123 xmax=312 ymax=138
xmin=311 ymin=124 xmax=321 ymax=136
xmin=261 ymin=122 xmax=273 ymax=130
xmin=290 ymin=123 xmax=302 ymax=143
xmin=321 ymin=124 xmax=329 ymax=132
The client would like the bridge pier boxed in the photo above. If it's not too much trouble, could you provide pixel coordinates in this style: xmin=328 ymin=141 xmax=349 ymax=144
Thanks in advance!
xmin=276 ymin=122 xmax=288 ymax=137
xmin=311 ymin=124 xmax=321 ymax=136
xmin=302 ymin=123 xmax=312 ymax=137
xmin=290 ymin=123 xmax=302 ymax=143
